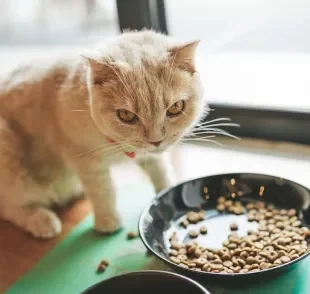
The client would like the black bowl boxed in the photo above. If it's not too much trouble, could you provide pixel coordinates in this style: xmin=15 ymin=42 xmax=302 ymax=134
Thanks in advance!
xmin=81 ymin=270 xmax=211 ymax=294
xmin=139 ymin=173 xmax=310 ymax=283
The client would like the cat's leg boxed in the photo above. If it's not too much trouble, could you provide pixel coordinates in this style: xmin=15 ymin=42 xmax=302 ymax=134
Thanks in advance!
xmin=71 ymin=160 xmax=121 ymax=233
xmin=0 ymin=119 xmax=62 ymax=238
xmin=137 ymin=152 xmax=176 ymax=193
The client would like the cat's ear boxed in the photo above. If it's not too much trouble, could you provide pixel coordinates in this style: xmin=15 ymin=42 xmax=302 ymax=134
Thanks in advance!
xmin=81 ymin=55 xmax=119 ymax=85
xmin=169 ymin=41 xmax=200 ymax=74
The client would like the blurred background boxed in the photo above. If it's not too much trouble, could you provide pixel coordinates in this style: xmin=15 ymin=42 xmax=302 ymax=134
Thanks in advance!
xmin=1 ymin=0 xmax=310 ymax=148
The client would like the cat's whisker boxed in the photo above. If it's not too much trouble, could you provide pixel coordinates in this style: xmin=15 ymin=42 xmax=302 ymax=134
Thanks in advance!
xmin=194 ymin=122 xmax=240 ymax=130
xmin=188 ymin=126 xmax=241 ymax=140
xmin=182 ymin=137 xmax=224 ymax=147
xmin=188 ymin=130 xmax=241 ymax=141
xmin=182 ymin=135 xmax=215 ymax=141
xmin=196 ymin=117 xmax=233 ymax=126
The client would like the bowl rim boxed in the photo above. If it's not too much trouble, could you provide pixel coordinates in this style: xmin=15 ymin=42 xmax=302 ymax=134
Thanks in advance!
xmin=138 ymin=172 xmax=310 ymax=278
xmin=81 ymin=270 xmax=211 ymax=294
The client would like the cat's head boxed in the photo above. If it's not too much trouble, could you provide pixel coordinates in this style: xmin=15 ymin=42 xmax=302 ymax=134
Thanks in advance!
xmin=84 ymin=31 xmax=207 ymax=155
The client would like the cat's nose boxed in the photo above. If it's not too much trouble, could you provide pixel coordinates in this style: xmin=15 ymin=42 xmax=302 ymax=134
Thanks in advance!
xmin=149 ymin=140 xmax=163 ymax=147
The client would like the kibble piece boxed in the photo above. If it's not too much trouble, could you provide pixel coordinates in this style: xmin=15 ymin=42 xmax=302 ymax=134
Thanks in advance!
xmin=198 ymin=211 xmax=205 ymax=221
xmin=255 ymin=256 xmax=265 ymax=263
xmin=177 ymin=254 xmax=188 ymax=261
xmin=200 ymin=225 xmax=208 ymax=235
xmin=274 ymin=259 xmax=282 ymax=265
xmin=169 ymin=256 xmax=181 ymax=264
xmin=217 ymin=196 xmax=226 ymax=203
xmin=287 ymin=209 xmax=297 ymax=217
xmin=224 ymin=200 xmax=233 ymax=208
xmin=234 ymin=206 xmax=245 ymax=215
xmin=210 ymin=263 xmax=223 ymax=270
xmin=280 ymin=256 xmax=291 ymax=263
xmin=100 ymin=260 xmax=109 ymax=266
xmin=196 ymin=258 xmax=208 ymax=267
xmin=277 ymin=250 xmax=286 ymax=258
xmin=223 ymin=260 xmax=233 ymax=267
xmin=246 ymin=203 xmax=255 ymax=210
xmin=290 ymin=254 xmax=299 ymax=260
xmin=249 ymin=269 xmax=260 ymax=273
xmin=194 ymin=249 xmax=203 ymax=258
xmin=127 ymin=231 xmax=138 ymax=240
xmin=260 ymin=262 xmax=272 ymax=270
xmin=292 ymin=220 xmax=302 ymax=227
xmin=247 ymin=230 xmax=256 ymax=235
xmin=233 ymin=266 xmax=241 ymax=273
xmin=228 ymin=243 xmax=237 ymax=249
xmin=267 ymin=251 xmax=279 ymax=262
xmin=249 ymin=263 xmax=259 ymax=270
xmin=236 ymin=258 xmax=246 ymax=267
xmin=248 ymin=214 xmax=256 ymax=222
xmin=246 ymin=256 xmax=256 ymax=265
xmin=254 ymin=242 xmax=264 ymax=249
xmin=169 ymin=249 xmax=179 ymax=256
xmin=178 ymin=248 xmax=187 ymax=254
xmin=230 ymin=223 xmax=238 ymax=231
xmin=240 ymin=269 xmax=249 ymax=273
xmin=202 ymin=264 xmax=210 ymax=271
xmin=97 ymin=264 xmax=107 ymax=273
xmin=216 ymin=204 xmax=226 ymax=212
xmin=189 ymin=230 xmax=198 ymax=239
xmin=188 ymin=214 xmax=199 ymax=224
xmin=187 ymin=245 xmax=197 ymax=255
xmin=240 ymin=251 xmax=249 ymax=259
xmin=298 ymin=249 xmax=307 ymax=256
xmin=170 ymin=242 xmax=182 ymax=250
xmin=179 ymin=263 xmax=189 ymax=269
xmin=188 ymin=262 xmax=197 ymax=268
xmin=181 ymin=219 xmax=189 ymax=228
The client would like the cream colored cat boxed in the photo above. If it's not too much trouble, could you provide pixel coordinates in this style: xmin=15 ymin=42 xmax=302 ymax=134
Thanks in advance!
xmin=0 ymin=30 xmax=206 ymax=238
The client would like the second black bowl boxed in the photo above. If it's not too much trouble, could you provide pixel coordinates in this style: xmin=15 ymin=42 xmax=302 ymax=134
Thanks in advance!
xmin=81 ymin=271 xmax=210 ymax=294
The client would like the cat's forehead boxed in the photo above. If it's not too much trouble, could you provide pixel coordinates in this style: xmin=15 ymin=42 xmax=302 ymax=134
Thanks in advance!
xmin=124 ymin=67 xmax=180 ymax=115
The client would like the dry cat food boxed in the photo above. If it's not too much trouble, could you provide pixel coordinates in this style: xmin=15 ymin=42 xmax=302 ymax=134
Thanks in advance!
xmin=169 ymin=196 xmax=310 ymax=274
xmin=97 ymin=260 xmax=109 ymax=273
xmin=127 ymin=231 xmax=139 ymax=240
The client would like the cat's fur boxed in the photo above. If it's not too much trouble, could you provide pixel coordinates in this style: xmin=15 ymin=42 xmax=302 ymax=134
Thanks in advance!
xmin=0 ymin=30 xmax=206 ymax=238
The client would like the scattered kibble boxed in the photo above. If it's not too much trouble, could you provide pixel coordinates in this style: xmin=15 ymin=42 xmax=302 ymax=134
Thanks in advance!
xmin=127 ymin=231 xmax=138 ymax=240
xmin=167 ymin=194 xmax=310 ymax=274
xmin=96 ymin=260 xmax=109 ymax=273
xmin=200 ymin=225 xmax=208 ymax=235
xmin=230 ymin=223 xmax=238 ymax=231
xmin=189 ymin=230 xmax=199 ymax=239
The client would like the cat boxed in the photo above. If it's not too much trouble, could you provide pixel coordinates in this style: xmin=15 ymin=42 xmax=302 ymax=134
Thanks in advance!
xmin=0 ymin=30 xmax=207 ymax=238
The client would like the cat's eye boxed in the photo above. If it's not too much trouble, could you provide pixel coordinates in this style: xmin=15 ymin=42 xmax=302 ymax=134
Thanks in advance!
xmin=117 ymin=109 xmax=138 ymax=123
xmin=167 ymin=100 xmax=185 ymax=117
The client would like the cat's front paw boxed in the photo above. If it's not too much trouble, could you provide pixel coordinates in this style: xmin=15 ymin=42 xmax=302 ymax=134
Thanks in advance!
xmin=25 ymin=208 xmax=62 ymax=239
xmin=94 ymin=212 xmax=122 ymax=234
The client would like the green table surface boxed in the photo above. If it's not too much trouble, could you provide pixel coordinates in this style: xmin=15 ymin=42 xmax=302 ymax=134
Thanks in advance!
xmin=6 ymin=183 xmax=310 ymax=294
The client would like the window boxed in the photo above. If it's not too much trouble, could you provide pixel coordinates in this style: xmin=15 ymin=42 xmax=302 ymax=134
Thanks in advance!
xmin=165 ymin=0 xmax=310 ymax=111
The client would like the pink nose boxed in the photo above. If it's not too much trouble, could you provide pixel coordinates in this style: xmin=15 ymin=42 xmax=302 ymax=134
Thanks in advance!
xmin=149 ymin=140 xmax=163 ymax=147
